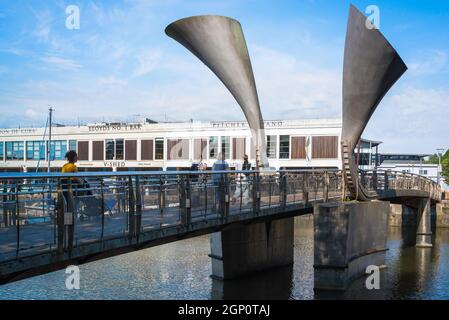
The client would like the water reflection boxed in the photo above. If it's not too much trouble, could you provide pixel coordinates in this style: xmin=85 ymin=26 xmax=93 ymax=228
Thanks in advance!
xmin=211 ymin=265 xmax=293 ymax=300
xmin=1 ymin=215 xmax=449 ymax=299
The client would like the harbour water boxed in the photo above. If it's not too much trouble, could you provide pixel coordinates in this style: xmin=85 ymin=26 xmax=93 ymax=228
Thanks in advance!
xmin=1 ymin=215 xmax=449 ymax=300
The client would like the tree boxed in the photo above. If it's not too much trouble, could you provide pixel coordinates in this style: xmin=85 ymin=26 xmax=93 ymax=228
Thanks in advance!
xmin=425 ymin=153 xmax=439 ymax=164
xmin=442 ymin=157 xmax=449 ymax=183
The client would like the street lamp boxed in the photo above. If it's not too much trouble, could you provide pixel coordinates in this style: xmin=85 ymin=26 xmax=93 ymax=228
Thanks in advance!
xmin=436 ymin=148 xmax=445 ymax=186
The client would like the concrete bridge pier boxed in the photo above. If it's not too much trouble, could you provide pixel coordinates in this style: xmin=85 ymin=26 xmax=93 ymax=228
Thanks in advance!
xmin=416 ymin=197 xmax=433 ymax=248
xmin=209 ymin=217 xmax=294 ymax=280
xmin=313 ymin=201 xmax=389 ymax=290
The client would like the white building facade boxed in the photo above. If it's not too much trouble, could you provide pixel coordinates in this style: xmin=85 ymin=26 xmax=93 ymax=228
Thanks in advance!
xmin=0 ymin=119 xmax=344 ymax=172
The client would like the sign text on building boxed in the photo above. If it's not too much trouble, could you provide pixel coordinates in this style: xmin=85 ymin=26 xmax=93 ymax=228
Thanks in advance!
xmin=88 ymin=124 xmax=143 ymax=132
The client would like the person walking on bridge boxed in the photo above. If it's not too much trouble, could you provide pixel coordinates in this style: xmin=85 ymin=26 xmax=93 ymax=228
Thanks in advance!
xmin=212 ymin=152 xmax=229 ymax=214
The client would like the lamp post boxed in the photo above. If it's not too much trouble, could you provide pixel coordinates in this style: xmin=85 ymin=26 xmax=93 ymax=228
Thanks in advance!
xmin=436 ymin=148 xmax=445 ymax=186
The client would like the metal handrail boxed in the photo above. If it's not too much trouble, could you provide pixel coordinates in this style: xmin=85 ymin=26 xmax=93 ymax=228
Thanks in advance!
xmin=0 ymin=168 xmax=342 ymax=180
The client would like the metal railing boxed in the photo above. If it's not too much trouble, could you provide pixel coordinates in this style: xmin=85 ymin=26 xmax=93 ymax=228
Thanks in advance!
xmin=0 ymin=168 xmax=440 ymax=265
xmin=0 ymin=169 xmax=343 ymax=262
xmin=358 ymin=169 xmax=442 ymax=201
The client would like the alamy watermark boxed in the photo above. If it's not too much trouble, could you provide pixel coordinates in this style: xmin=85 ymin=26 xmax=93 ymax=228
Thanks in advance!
xmin=65 ymin=265 xmax=80 ymax=290
xmin=365 ymin=265 xmax=380 ymax=290
xmin=65 ymin=5 xmax=80 ymax=30
xmin=365 ymin=5 xmax=380 ymax=30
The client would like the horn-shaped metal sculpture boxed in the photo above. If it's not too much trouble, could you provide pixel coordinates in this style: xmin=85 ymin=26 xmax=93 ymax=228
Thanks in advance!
xmin=342 ymin=5 xmax=407 ymax=200
xmin=165 ymin=15 xmax=269 ymax=168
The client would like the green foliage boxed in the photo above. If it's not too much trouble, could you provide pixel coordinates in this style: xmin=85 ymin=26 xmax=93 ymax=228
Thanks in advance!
xmin=425 ymin=154 xmax=439 ymax=164
xmin=426 ymin=150 xmax=449 ymax=183
xmin=442 ymin=157 xmax=449 ymax=183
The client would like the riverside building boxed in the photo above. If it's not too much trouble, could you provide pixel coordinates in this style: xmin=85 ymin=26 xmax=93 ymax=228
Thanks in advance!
xmin=0 ymin=118 xmax=378 ymax=173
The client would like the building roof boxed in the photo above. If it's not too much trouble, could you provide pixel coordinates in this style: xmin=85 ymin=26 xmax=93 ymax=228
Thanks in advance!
xmin=360 ymin=138 xmax=383 ymax=147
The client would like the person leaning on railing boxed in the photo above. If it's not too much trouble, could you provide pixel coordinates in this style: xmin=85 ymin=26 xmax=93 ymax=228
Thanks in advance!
xmin=61 ymin=150 xmax=91 ymax=196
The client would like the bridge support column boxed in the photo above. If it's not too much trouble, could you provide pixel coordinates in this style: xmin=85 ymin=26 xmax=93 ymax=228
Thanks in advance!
xmin=209 ymin=217 xmax=294 ymax=280
xmin=416 ymin=197 xmax=432 ymax=248
xmin=314 ymin=201 xmax=389 ymax=290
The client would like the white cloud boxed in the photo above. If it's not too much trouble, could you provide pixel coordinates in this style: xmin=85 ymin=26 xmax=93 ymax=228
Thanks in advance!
xmin=409 ymin=49 xmax=448 ymax=75
xmin=132 ymin=50 xmax=162 ymax=78
xmin=41 ymin=56 xmax=82 ymax=70
xmin=251 ymin=45 xmax=341 ymax=119
xmin=364 ymin=86 xmax=449 ymax=153
xmin=391 ymin=87 xmax=449 ymax=115
xmin=32 ymin=9 xmax=53 ymax=43
xmin=3 ymin=44 xmax=342 ymax=128
xmin=25 ymin=108 xmax=39 ymax=118
xmin=98 ymin=76 xmax=128 ymax=87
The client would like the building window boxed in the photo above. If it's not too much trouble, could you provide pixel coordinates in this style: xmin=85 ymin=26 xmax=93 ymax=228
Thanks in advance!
xmin=125 ymin=140 xmax=137 ymax=161
xmin=155 ymin=138 xmax=164 ymax=160
xmin=221 ymin=136 xmax=230 ymax=159
xmin=26 ymin=141 xmax=45 ymax=160
xmin=291 ymin=136 xmax=306 ymax=159
xmin=0 ymin=142 xmax=4 ymax=161
xmin=92 ymin=141 xmax=104 ymax=161
xmin=141 ymin=139 xmax=154 ymax=161
xmin=77 ymin=141 xmax=89 ymax=161
xmin=116 ymin=139 xmax=124 ymax=160
xmin=194 ymin=138 xmax=207 ymax=160
xmin=279 ymin=135 xmax=290 ymax=159
xmin=232 ymin=138 xmax=246 ymax=160
xmin=69 ymin=140 xmax=77 ymax=152
xmin=312 ymin=136 xmax=338 ymax=159
xmin=6 ymin=141 xmax=24 ymax=160
xmin=48 ymin=140 xmax=68 ymax=161
xmin=167 ymin=139 xmax=189 ymax=160
xmin=105 ymin=139 xmax=115 ymax=160
xmin=209 ymin=137 xmax=218 ymax=159
xmin=419 ymin=170 xmax=428 ymax=175
xmin=266 ymin=135 xmax=277 ymax=159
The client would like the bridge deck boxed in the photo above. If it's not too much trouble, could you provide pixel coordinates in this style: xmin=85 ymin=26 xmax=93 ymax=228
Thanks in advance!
xmin=0 ymin=193 xmax=338 ymax=284
xmin=0 ymin=169 xmax=440 ymax=284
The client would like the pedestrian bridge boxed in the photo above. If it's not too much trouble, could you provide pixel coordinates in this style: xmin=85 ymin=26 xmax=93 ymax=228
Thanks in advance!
xmin=0 ymin=169 xmax=441 ymax=284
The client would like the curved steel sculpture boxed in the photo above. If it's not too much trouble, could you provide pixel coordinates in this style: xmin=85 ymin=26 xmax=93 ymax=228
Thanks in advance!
xmin=165 ymin=15 xmax=269 ymax=168
xmin=342 ymin=5 xmax=407 ymax=200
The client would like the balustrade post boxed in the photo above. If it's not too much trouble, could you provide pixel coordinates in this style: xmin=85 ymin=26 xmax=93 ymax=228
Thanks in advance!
xmin=56 ymin=180 xmax=65 ymax=255
xmin=65 ymin=179 xmax=75 ymax=255
xmin=303 ymin=172 xmax=309 ymax=205
xmin=180 ymin=176 xmax=192 ymax=226
xmin=217 ymin=173 xmax=230 ymax=220
xmin=280 ymin=172 xmax=287 ymax=209
xmin=2 ymin=181 xmax=7 ymax=227
xmin=159 ymin=176 xmax=165 ymax=217
xmin=15 ymin=181 xmax=19 ymax=255
xmin=323 ymin=171 xmax=329 ymax=202
xmin=360 ymin=170 xmax=366 ymax=189
xmin=252 ymin=172 xmax=261 ymax=215
xmin=128 ymin=176 xmax=136 ymax=240
xmin=100 ymin=178 xmax=105 ymax=240
xmin=134 ymin=176 xmax=142 ymax=238
xmin=373 ymin=171 xmax=378 ymax=190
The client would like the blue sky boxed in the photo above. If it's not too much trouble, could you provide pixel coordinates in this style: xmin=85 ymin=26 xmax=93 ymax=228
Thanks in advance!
xmin=0 ymin=0 xmax=448 ymax=153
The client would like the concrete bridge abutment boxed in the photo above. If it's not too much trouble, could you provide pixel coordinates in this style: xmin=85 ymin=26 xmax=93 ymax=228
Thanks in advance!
xmin=209 ymin=217 xmax=294 ymax=280
xmin=313 ymin=201 xmax=389 ymax=290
